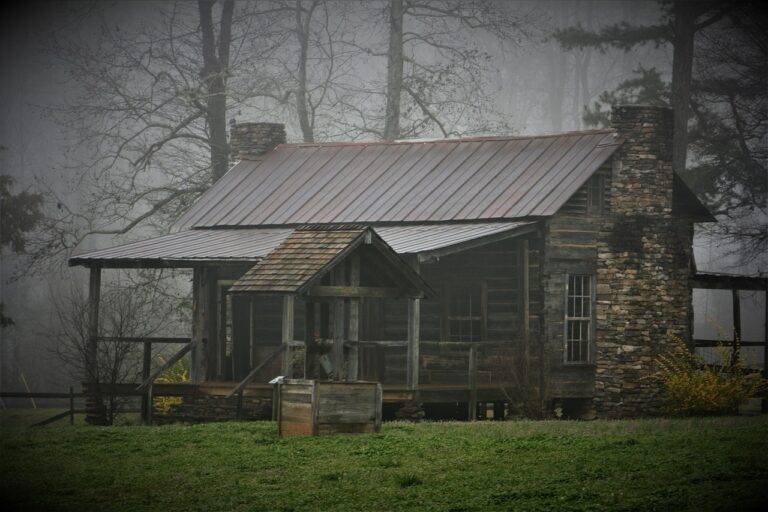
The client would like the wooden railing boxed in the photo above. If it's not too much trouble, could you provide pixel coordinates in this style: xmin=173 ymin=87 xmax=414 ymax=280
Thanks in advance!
xmin=1 ymin=388 xmax=83 ymax=426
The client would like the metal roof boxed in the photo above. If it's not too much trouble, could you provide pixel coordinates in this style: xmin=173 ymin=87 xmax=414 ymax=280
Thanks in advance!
xmin=68 ymin=221 xmax=536 ymax=267
xmin=173 ymin=130 xmax=620 ymax=230
xmin=68 ymin=229 xmax=293 ymax=267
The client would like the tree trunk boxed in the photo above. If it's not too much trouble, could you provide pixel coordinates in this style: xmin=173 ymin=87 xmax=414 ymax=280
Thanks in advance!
xmin=295 ymin=0 xmax=316 ymax=142
xmin=199 ymin=0 xmax=234 ymax=183
xmin=383 ymin=0 xmax=404 ymax=140
xmin=671 ymin=1 xmax=697 ymax=174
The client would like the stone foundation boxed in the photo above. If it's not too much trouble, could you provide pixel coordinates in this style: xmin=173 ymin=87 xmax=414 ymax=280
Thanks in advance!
xmin=153 ymin=394 xmax=272 ymax=425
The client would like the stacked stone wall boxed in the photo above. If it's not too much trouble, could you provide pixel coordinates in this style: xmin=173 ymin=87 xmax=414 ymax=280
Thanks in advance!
xmin=594 ymin=106 xmax=694 ymax=418
xmin=153 ymin=394 xmax=272 ymax=425
xmin=229 ymin=122 xmax=286 ymax=161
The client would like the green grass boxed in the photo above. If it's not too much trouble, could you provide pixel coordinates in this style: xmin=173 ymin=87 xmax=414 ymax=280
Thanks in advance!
xmin=1 ymin=417 xmax=766 ymax=511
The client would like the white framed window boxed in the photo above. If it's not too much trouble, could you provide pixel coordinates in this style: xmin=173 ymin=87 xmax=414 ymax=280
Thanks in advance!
xmin=565 ymin=274 xmax=593 ymax=363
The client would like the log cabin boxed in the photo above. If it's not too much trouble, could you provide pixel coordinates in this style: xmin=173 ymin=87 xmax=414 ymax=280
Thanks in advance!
xmin=70 ymin=105 xmax=721 ymax=423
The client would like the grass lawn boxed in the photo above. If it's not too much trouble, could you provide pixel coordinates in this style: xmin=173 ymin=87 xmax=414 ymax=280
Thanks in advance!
xmin=1 ymin=416 xmax=766 ymax=512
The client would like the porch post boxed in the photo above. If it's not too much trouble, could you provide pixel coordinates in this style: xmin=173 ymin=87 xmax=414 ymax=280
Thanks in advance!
xmin=282 ymin=294 xmax=295 ymax=377
xmin=332 ymin=298 xmax=345 ymax=381
xmin=86 ymin=266 xmax=105 ymax=424
xmin=407 ymin=297 xmax=420 ymax=391
xmin=191 ymin=267 xmax=208 ymax=383
xmin=347 ymin=254 xmax=361 ymax=381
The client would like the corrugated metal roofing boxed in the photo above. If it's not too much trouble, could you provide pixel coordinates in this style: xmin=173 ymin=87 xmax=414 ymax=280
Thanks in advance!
xmin=68 ymin=221 xmax=535 ymax=267
xmin=68 ymin=228 xmax=293 ymax=267
xmin=173 ymin=130 xmax=620 ymax=230
xmin=229 ymin=228 xmax=364 ymax=293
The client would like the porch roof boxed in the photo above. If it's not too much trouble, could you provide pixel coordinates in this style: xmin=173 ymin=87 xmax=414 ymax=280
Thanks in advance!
xmin=228 ymin=226 xmax=433 ymax=297
xmin=68 ymin=221 xmax=536 ymax=268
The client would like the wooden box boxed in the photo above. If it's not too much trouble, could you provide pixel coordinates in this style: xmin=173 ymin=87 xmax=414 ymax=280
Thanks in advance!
xmin=277 ymin=379 xmax=382 ymax=437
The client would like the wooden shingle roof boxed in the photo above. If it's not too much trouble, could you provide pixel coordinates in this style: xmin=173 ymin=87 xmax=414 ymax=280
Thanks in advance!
xmin=229 ymin=227 xmax=364 ymax=293
xmin=228 ymin=226 xmax=433 ymax=297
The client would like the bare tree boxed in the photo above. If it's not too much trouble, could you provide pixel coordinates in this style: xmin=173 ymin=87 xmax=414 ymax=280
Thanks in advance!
xmin=338 ymin=0 xmax=537 ymax=140
xmin=48 ymin=278 xmax=179 ymax=424
xmin=23 ymin=1 xmax=283 ymax=273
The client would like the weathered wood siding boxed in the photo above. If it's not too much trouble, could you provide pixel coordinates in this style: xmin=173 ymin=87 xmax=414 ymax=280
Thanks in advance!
xmin=359 ymin=236 xmax=542 ymax=387
xmin=541 ymin=166 xmax=611 ymax=399
xmin=278 ymin=379 xmax=382 ymax=437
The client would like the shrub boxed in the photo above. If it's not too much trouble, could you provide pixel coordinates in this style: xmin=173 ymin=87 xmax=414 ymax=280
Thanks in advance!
xmin=653 ymin=336 xmax=766 ymax=416
xmin=153 ymin=358 xmax=190 ymax=414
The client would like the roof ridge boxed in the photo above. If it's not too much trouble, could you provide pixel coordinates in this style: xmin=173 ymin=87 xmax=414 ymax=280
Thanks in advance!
xmin=279 ymin=129 xmax=616 ymax=148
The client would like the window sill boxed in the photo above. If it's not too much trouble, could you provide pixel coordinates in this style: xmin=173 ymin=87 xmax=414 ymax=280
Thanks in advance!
xmin=562 ymin=362 xmax=596 ymax=368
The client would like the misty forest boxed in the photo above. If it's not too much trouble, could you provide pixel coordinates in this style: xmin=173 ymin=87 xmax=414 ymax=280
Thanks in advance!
xmin=0 ymin=1 xmax=767 ymax=510
xmin=2 ymin=0 xmax=764 ymax=403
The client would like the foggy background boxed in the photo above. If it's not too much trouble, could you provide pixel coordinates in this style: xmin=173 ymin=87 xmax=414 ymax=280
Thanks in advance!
xmin=1 ymin=0 xmax=765 ymax=397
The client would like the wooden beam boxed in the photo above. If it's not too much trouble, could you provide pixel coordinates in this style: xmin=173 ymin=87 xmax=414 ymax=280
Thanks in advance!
xmin=86 ymin=266 xmax=105 ymax=425
xmin=347 ymin=255 xmax=361 ymax=380
xmin=691 ymin=274 xmax=767 ymax=291
xmin=468 ymin=345 xmax=478 ymax=421
xmin=225 ymin=345 xmax=286 ymax=399
xmin=308 ymin=285 xmax=406 ymax=298
xmin=282 ymin=295 xmax=295 ymax=377
xmin=407 ymin=298 xmax=421 ymax=391
xmin=136 ymin=342 xmax=193 ymax=391
xmin=693 ymin=339 xmax=765 ymax=347
xmin=332 ymin=298 xmax=345 ymax=381
xmin=97 ymin=337 xmax=191 ymax=344
xmin=86 ymin=267 xmax=101 ymax=384
xmin=521 ymin=239 xmax=530 ymax=355
xmin=141 ymin=341 xmax=152 ymax=423
xmin=304 ymin=301 xmax=316 ymax=378
xmin=206 ymin=268 xmax=219 ymax=381
xmin=732 ymin=289 xmax=741 ymax=366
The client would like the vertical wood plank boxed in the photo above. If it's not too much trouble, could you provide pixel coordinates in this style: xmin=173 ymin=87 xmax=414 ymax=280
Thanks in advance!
xmin=521 ymin=239 xmax=531 ymax=382
xmin=304 ymin=300 xmax=316 ymax=379
xmin=480 ymin=280 xmax=488 ymax=341
xmin=468 ymin=345 xmax=478 ymax=421
xmin=146 ymin=384 xmax=153 ymax=426
xmin=282 ymin=295 xmax=295 ymax=377
xmin=763 ymin=284 xmax=767 ymax=413
xmin=206 ymin=268 xmax=218 ymax=381
xmin=333 ymin=298 xmax=345 ymax=381
xmin=191 ymin=268 xmax=201 ymax=382
xmin=331 ymin=266 xmax=346 ymax=381
xmin=347 ymin=253 xmax=361 ymax=381
xmin=407 ymin=298 xmax=421 ymax=390
xmin=86 ymin=266 xmax=104 ymax=425
xmin=250 ymin=298 xmax=257 ymax=369
xmin=732 ymin=288 xmax=741 ymax=366
xmin=69 ymin=386 xmax=74 ymax=426
xmin=87 ymin=266 xmax=101 ymax=384
xmin=141 ymin=341 xmax=152 ymax=423
xmin=374 ymin=383 xmax=383 ymax=432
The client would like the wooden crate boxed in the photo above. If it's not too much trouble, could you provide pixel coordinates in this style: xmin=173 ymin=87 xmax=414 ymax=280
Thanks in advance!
xmin=277 ymin=379 xmax=382 ymax=437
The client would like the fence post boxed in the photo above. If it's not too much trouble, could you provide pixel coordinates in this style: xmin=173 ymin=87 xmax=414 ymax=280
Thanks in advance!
xmin=468 ymin=345 xmax=478 ymax=421
xmin=141 ymin=341 xmax=152 ymax=423
xmin=69 ymin=386 xmax=74 ymax=425
xmin=146 ymin=385 xmax=153 ymax=426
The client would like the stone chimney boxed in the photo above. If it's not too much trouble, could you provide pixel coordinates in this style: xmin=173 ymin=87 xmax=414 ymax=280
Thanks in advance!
xmin=229 ymin=122 xmax=286 ymax=162
xmin=593 ymin=105 xmax=693 ymax=418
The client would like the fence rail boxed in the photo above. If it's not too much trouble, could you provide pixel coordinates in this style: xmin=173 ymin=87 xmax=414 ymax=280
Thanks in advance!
xmin=1 ymin=387 xmax=81 ymax=426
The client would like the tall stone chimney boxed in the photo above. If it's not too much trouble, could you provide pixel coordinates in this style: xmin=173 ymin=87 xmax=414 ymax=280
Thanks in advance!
xmin=593 ymin=105 xmax=693 ymax=418
xmin=229 ymin=122 xmax=286 ymax=162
